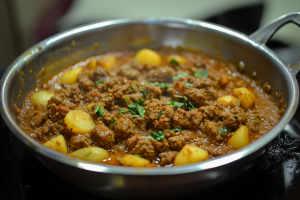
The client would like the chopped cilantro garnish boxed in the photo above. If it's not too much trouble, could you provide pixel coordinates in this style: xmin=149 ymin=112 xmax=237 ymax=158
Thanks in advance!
xmin=118 ymin=110 xmax=126 ymax=114
xmin=149 ymin=81 xmax=159 ymax=86
xmin=172 ymin=72 xmax=188 ymax=81
xmin=85 ymin=151 xmax=92 ymax=156
xmin=139 ymin=88 xmax=147 ymax=97
xmin=172 ymin=95 xmax=195 ymax=110
xmin=168 ymin=101 xmax=174 ymax=105
xmin=117 ymin=81 xmax=121 ymax=84
xmin=158 ymin=110 xmax=165 ymax=120
xmin=95 ymin=80 xmax=105 ymax=86
xmin=135 ymin=154 xmax=143 ymax=157
xmin=161 ymin=83 xmax=173 ymax=89
xmin=220 ymin=127 xmax=228 ymax=134
xmin=160 ymin=83 xmax=166 ymax=89
xmin=169 ymin=128 xmax=183 ymax=132
xmin=185 ymin=99 xmax=195 ymax=110
xmin=174 ymin=95 xmax=185 ymax=99
xmin=111 ymin=119 xmax=117 ymax=125
xmin=233 ymin=114 xmax=237 ymax=120
xmin=170 ymin=59 xmax=179 ymax=65
xmin=110 ymin=119 xmax=117 ymax=130
xmin=174 ymin=102 xmax=185 ymax=110
xmin=95 ymin=102 xmax=104 ymax=116
xmin=128 ymin=102 xmax=145 ymax=118
xmin=220 ymin=127 xmax=232 ymax=137
xmin=194 ymin=70 xmax=208 ymax=78
xmin=136 ymin=99 xmax=144 ymax=105
xmin=152 ymin=130 xmax=165 ymax=141
xmin=130 ymin=85 xmax=136 ymax=91
xmin=185 ymin=83 xmax=193 ymax=88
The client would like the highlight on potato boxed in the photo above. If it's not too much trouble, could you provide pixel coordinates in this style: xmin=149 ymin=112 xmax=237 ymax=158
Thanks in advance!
xmin=232 ymin=87 xmax=255 ymax=109
xmin=228 ymin=125 xmax=250 ymax=149
xmin=43 ymin=135 xmax=68 ymax=154
xmin=217 ymin=95 xmax=238 ymax=106
xmin=61 ymin=67 xmax=83 ymax=84
xmin=68 ymin=147 xmax=108 ymax=162
xmin=120 ymin=155 xmax=150 ymax=167
xmin=134 ymin=48 xmax=162 ymax=66
xmin=174 ymin=144 xmax=209 ymax=166
xmin=64 ymin=110 xmax=95 ymax=134
xmin=31 ymin=91 xmax=54 ymax=106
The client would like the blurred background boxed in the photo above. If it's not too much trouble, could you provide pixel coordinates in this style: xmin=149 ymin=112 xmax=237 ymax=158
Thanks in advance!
xmin=1 ymin=0 xmax=299 ymax=69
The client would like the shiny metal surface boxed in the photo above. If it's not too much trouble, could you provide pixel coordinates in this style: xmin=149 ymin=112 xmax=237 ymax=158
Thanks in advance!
xmin=0 ymin=13 xmax=299 ymax=199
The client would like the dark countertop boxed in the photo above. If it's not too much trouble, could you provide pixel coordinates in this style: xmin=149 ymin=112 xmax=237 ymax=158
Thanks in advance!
xmin=1 ymin=48 xmax=300 ymax=200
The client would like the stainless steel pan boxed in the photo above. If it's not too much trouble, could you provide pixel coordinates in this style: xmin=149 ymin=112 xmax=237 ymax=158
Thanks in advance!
xmin=1 ymin=13 xmax=300 ymax=199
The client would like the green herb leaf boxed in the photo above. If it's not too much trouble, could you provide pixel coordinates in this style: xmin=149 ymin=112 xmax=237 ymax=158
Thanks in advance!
xmin=174 ymin=95 xmax=185 ymax=99
xmin=95 ymin=102 xmax=104 ymax=116
xmin=169 ymin=128 xmax=183 ymax=132
xmin=118 ymin=110 xmax=126 ymax=114
xmin=172 ymin=72 xmax=188 ymax=81
xmin=110 ymin=119 xmax=117 ymax=130
xmin=174 ymin=102 xmax=185 ymax=110
xmin=173 ymin=95 xmax=195 ymax=110
xmin=111 ymin=119 xmax=117 ymax=125
xmin=128 ymin=102 xmax=145 ymax=118
xmin=152 ymin=130 xmax=165 ymax=141
xmin=135 ymin=154 xmax=143 ymax=157
xmin=185 ymin=83 xmax=193 ymax=88
xmin=160 ymin=83 xmax=167 ymax=89
xmin=233 ymin=114 xmax=237 ymax=120
xmin=130 ymin=85 xmax=136 ymax=91
xmin=158 ymin=110 xmax=165 ymax=120
xmin=194 ymin=70 xmax=208 ymax=78
xmin=167 ymin=101 xmax=175 ymax=105
xmin=85 ymin=151 xmax=92 ymax=156
xmin=149 ymin=81 xmax=159 ymax=86
xmin=136 ymin=99 xmax=144 ymax=105
xmin=139 ymin=88 xmax=147 ymax=97
xmin=137 ymin=105 xmax=145 ymax=117
xmin=220 ymin=127 xmax=232 ymax=137
xmin=117 ymin=81 xmax=121 ymax=84
xmin=170 ymin=59 xmax=179 ymax=65
xmin=220 ymin=127 xmax=228 ymax=133
xmin=185 ymin=99 xmax=195 ymax=110
xmin=95 ymin=80 xmax=105 ymax=86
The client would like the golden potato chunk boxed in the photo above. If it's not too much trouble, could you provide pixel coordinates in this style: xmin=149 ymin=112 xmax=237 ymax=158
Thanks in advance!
xmin=31 ymin=91 xmax=54 ymax=106
xmin=232 ymin=87 xmax=255 ymax=109
xmin=88 ymin=59 xmax=97 ymax=69
xmin=217 ymin=95 xmax=238 ymax=106
xmin=228 ymin=125 xmax=250 ymax=149
xmin=61 ymin=67 xmax=83 ymax=84
xmin=68 ymin=147 xmax=108 ymax=162
xmin=99 ymin=55 xmax=116 ymax=70
xmin=64 ymin=110 xmax=95 ymax=134
xmin=120 ymin=155 xmax=150 ymax=167
xmin=134 ymin=49 xmax=161 ymax=66
xmin=167 ymin=54 xmax=186 ymax=64
xmin=174 ymin=144 xmax=209 ymax=166
xmin=43 ymin=135 xmax=67 ymax=154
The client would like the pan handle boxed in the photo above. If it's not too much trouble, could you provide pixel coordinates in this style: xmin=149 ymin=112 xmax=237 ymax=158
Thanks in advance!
xmin=250 ymin=12 xmax=300 ymax=45
xmin=250 ymin=12 xmax=300 ymax=76
xmin=250 ymin=12 xmax=300 ymax=138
